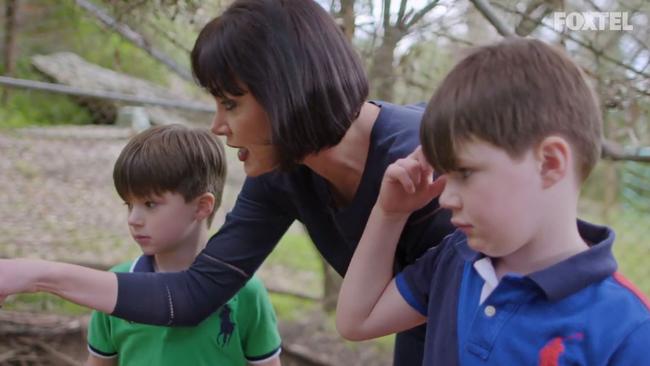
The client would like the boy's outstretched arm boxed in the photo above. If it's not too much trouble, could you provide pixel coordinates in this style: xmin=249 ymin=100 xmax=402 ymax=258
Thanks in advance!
xmin=336 ymin=148 xmax=445 ymax=341
xmin=0 ymin=259 xmax=117 ymax=314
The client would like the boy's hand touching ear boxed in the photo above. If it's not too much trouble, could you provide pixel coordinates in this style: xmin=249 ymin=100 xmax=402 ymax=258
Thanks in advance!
xmin=377 ymin=146 xmax=446 ymax=216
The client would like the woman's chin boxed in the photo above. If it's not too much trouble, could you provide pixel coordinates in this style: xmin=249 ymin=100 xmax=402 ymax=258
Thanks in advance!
xmin=243 ymin=162 xmax=275 ymax=177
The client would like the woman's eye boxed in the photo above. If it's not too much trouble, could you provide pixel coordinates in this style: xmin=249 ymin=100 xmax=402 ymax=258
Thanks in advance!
xmin=221 ymin=99 xmax=236 ymax=111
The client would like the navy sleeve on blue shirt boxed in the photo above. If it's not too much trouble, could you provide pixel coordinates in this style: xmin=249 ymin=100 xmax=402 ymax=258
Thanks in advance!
xmin=113 ymin=176 xmax=294 ymax=326
xmin=395 ymin=230 xmax=467 ymax=316
xmin=395 ymin=243 xmax=447 ymax=316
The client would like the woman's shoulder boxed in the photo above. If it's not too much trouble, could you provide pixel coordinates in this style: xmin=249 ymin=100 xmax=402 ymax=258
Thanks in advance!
xmin=370 ymin=101 xmax=426 ymax=161
xmin=372 ymin=101 xmax=426 ymax=128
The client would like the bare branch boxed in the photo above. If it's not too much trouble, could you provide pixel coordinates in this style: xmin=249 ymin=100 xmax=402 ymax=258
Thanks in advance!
xmin=74 ymin=0 xmax=193 ymax=82
xmin=405 ymin=1 xmax=440 ymax=29
xmin=492 ymin=3 xmax=650 ymax=79
xmin=397 ymin=0 xmax=408 ymax=26
xmin=382 ymin=0 xmax=392 ymax=29
xmin=429 ymin=28 xmax=475 ymax=46
xmin=468 ymin=0 xmax=514 ymax=37
xmin=514 ymin=0 xmax=558 ymax=37
xmin=585 ymin=0 xmax=649 ymax=50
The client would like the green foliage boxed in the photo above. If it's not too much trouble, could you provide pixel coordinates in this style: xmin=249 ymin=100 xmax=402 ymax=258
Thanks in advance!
xmin=0 ymin=89 xmax=93 ymax=129
xmin=1 ymin=0 xmax=178 ymax=128
xmin=268 ymin=293 xmax=318 ymax=321
xmin=621 ymin=161 xmax=650 ymax=213
xmin=390 ymin=38 xmax=456 ymax=104
xmin=266 ymin=231 xmax=324 ymax=276
xmin=3 ymin=293 xmax=91 ymax=316
xmin=600 ymin=209 xmax=650 ymax=297
xmin=28 ymin=1 xmax=169 ymax=83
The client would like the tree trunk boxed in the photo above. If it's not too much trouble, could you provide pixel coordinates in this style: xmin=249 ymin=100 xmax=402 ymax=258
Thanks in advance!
xmin=368 ymin=30 xmax=400 ymax=101
xmin=322 ymin=0 xmax=356 ymax=314
xmin=339 ymin=0 xmax=355 ymax=41
xmin=320 ymin=257 xmax=342 ymax=314
xmin=2 ymin=0 xmax=18 ymax=105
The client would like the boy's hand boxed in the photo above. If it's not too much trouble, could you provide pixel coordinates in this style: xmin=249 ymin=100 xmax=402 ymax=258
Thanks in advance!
xmin=376 ymin=147 xmax=446 ymax=217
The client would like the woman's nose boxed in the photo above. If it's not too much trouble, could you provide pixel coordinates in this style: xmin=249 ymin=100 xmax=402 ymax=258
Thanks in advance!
xmin=211 ymin=110 xmax=230 ymax=136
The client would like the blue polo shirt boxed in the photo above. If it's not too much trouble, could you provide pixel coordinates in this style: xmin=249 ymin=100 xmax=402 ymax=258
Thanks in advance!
xmin=396 ymin=220 xmax=650 ymax=365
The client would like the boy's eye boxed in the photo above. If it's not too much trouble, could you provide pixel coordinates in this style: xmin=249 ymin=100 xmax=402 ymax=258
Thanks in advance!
xmin=455 ymin=168 xmax=473 ymax=180
xmin=145 ymin=201 xmax=157 ymax=209
xmin=124 ymin=202 xmax=133 ymax=210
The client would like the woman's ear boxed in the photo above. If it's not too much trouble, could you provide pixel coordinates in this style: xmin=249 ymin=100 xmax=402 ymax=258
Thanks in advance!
xmin=194 ymin=193 xmax=216 ymax=221
xmin=537 ymin=136 xmax=571 ymax=189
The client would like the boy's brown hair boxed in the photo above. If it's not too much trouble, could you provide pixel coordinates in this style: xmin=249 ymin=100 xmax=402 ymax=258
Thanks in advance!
xmin=420 ymin=37 xmax=602 ymax=182
xmin=113 ymin=124 xmax=226 ymax=226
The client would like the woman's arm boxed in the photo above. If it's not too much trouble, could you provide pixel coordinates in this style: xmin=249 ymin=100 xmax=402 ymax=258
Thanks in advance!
xmin=1 ymin=177 xmax=294 ymax=327
xmin=0 ymin=259 xmax=117 ymax=313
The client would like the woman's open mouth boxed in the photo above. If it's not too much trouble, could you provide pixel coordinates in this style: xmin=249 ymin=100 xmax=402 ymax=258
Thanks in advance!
xmin=237 ymin=147 xmax=249 ymax=162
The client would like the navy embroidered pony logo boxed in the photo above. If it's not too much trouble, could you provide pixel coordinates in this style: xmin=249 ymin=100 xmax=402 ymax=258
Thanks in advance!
xmin=217 ymin=304 xmax=235 ymax=346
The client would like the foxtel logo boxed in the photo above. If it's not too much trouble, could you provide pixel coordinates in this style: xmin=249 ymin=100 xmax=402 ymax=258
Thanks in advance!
xmin=552 ymin=12 xmax=633 ymax=31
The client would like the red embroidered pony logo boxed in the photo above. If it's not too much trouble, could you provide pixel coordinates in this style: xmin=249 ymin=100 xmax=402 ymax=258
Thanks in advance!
xmin=538 ymin=333 xmax=583 ymax=366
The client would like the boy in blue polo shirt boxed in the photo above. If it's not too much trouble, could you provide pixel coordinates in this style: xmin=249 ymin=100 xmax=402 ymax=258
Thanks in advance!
xmin=85 ymin=125 xmax=281 ymax=366
xmin=337 ymin=38 xmax=650 ymax=365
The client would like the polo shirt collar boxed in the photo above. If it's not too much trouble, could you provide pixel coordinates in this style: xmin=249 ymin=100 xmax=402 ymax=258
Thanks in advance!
xmin=527 ymin=220 xmax=616 ymax=301
xmin=454 ymin=220 xmax=617 ymax=301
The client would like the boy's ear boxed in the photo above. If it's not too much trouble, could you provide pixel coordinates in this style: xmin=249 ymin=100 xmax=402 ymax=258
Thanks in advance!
xmin=537 ymin=136 xmax=571 ymax=189
xmin=194 ymin=193 xmax=216 ymax=221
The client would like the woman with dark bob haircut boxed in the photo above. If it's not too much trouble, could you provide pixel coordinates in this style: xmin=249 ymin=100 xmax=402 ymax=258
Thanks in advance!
xmin=0 ymin=0 xmax=453 ymax=364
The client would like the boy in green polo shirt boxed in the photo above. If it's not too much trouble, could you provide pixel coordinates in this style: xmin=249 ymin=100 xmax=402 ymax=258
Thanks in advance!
xmin=86 ymin=125 xmax=281 ymax=366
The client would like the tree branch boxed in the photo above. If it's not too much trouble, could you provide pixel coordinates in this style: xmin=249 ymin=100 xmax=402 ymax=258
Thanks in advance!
xmin=468 ymin=0 xmax=514 ymax=37
xmin=382 ymin=0 xmax=392 ymax=29
xmin=74 ymin=0 xmax=193 ymax=82
xmin=396 ymin=0 xmax=407 ymax=27
xmin=466 ymin=2 xmax=650 ymax=162
xmin=514 ymin=0 xmax=558 ymax=37
xmin=492 ymin=2 xmax=650 ymax=79
xmin=405 ymin=1 xmax=440 ymax=29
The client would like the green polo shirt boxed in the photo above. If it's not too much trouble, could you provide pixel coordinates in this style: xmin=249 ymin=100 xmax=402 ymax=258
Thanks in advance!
xmin=88 ymin=256 xmax=281 ymax=366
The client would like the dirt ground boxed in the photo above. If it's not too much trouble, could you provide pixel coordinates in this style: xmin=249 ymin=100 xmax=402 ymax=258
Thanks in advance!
xmin=0 ymin=126 xmax=391 ymax=366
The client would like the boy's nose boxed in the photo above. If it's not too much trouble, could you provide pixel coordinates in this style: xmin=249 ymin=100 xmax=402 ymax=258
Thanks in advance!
xmin=127 ymin=210 xmax=144 ymax=227
xmin=439 ymin=183 xmax=461 ymax=211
